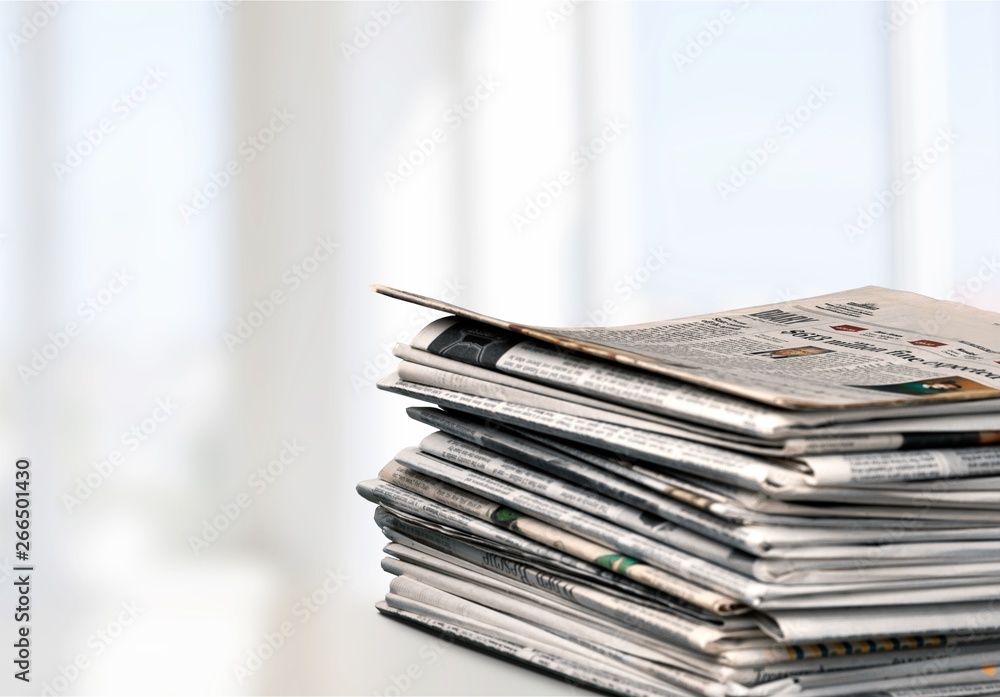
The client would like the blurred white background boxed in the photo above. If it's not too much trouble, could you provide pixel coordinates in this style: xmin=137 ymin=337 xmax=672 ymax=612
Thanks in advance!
xmin=1 ymin=1 xmax=998 ymax=694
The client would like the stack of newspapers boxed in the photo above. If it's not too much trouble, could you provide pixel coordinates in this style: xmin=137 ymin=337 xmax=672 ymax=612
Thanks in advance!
xmin=357 ymin=285 xmax=1000 ymax=697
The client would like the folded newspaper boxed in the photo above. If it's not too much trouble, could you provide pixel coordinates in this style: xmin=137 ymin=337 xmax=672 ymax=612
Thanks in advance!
xmin=358 ymin=285 xmax=1000 ymax=697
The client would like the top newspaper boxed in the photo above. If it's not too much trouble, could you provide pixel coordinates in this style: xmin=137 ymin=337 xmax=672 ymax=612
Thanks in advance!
xmin=374 ymin=284 xmax=1000 ymax=410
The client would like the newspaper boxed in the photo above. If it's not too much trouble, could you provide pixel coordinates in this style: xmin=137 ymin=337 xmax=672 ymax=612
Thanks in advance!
xmin=363 ymin=285 xmax=1000 ymax=695
xmin=378 ymin=541 xmax=1000 ymax=694
xmin=387 ymin=575 xmax=667 ymax=683
xmin=376 ymin=596 xmax=697 ymax=697
xmin=393 ymin=342 xmax=1000 ymax=454
xmin=410 ymin=430 xmax=1000 ymax=577
xmin=386 ymin=452 xmax=763 ymax=601
xmin=378 ymin=372 xmax=804 ymax=493
xmin=408 ymin=407 xmax=996 ymax=532
xmin=397 ymin=353 xmax=1000 ymax=473
xmin=386 ymin=561 xmax=987 ymax=697
xmin=375 ymin=284 xmax=1000 ymax=409
xmin=373 ymin=506 xmax=725 ymax=624
xmin=394 ymin=353 xmax=926 ymax=457
xmin=408 ymin=406 xmax=1000 ymax=529
xmin=786 ymin=651 xmax=1000 ymax=696
xmin=411 ymin=433 xmax=759 ymax=570
xmin=378 ymin=525 xmax=755 ymax=633
xmin=872 ymin=686 xmax=1000 ymax=697
xmin=801 ymin=449 xmax=1000 ymax=486
xmin=382 ymin=543 xmax=753 ymax=650
xmin=380 ymin=373 xmax=1000 ymax=506
xmin=380 ymin=531 xmax=1000 ymax=685
xmin=357 ymin=476 xmax=671 ymax=597
xmin=388 ymin=449 xmax=1000 ymax=612
xmin=368 ymin=456 xmax=1000 ymax=694
xmin=651 ymin=456 xmax=1000 ymax=510
xmin=398 ymin=447 xmax=1000 ymax=582
xmin=376 ymin=459 xmax=744 ymax=615
xmin=376 ymin=600 xmax=1000 ymax=697
xmin=554 ymin=441 xmax=1000 ymax=520
xmin=382 ymin=538 xmax=752 ymax=682
xmin=388 ymin=563 xmax=960 ymax=694
xmin=379 ymin=596 xmax=665 ymax=697
xmin=760 ymin=602 xmax=1000 ymax=644
xmin=408 ymin=318 xmax=1000 ymax=437
xmin=385 ymin=560 xmax=724 ymax=696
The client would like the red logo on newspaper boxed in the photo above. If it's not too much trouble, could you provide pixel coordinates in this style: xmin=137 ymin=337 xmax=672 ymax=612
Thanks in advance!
xmin=830 ymin=324 xmax=867 ymax=332
xmin=909 ymin=339 xmax=947 ymax=348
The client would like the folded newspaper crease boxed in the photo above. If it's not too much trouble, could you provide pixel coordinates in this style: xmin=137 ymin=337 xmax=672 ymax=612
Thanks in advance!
xmin=358 ymin=285 xmax=1000 ymax=697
